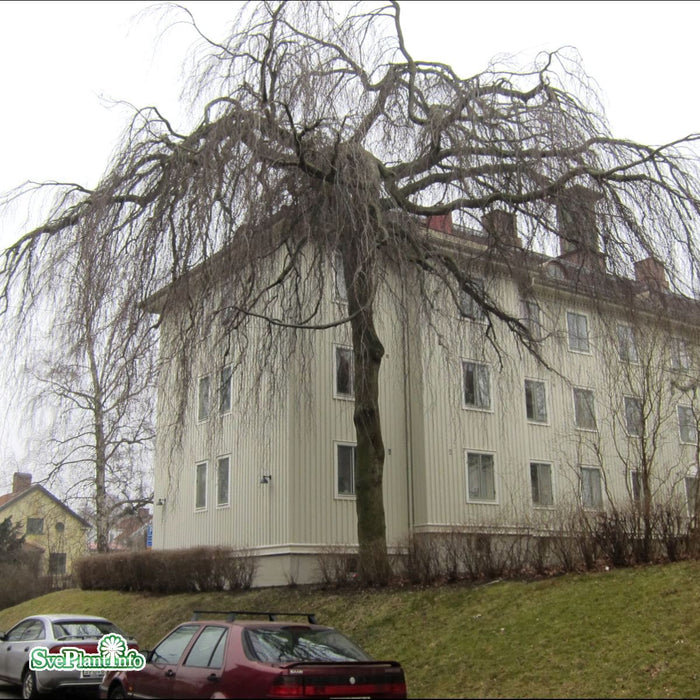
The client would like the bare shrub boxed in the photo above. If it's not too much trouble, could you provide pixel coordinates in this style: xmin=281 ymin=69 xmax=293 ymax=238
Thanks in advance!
xmin=316 ymin=547 xmax=358 ymax=588
xmin=401 ymin=534 xmax=442 ymax=585
xmin=653 ymin=502 xmax=690 ymax=562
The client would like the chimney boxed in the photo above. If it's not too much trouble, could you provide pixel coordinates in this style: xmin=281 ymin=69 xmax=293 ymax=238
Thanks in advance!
xmin=12 ymin=472 xmax=32 ymax=494
xmin=635 ymin=257 xmax=669 ymax=291
xmin=556 ymin=185 xmax=602 ymax=255
xmin=482 ymin=210 xmax=520 ymax=248
xmin=426 ymin=213 xmax=453 ymax=235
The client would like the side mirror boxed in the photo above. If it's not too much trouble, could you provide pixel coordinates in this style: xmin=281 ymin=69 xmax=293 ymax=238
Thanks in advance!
xmin=142 ymin=650 xmax=153 ymax=663
xmin=0 ymin=632 xmax=5 ymax=641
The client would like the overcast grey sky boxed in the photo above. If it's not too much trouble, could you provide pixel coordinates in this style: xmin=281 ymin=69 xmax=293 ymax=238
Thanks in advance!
xmin=0 ymin=0 xmax=698 ymax=486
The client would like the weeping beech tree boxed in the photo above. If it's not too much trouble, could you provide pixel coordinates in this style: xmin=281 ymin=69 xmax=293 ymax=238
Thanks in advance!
xmin=2 ymin=1 xmax=700 ymax=582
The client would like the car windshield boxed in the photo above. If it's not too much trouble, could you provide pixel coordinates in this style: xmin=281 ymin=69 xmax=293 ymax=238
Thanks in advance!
xmin=245 ymin=626 xmax=371 ymax=663
xmin=52 ymin=620 xmax=123 ymax=640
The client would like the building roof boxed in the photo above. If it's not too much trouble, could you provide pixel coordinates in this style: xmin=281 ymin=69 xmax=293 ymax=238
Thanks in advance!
xmin=0 ymin=484 xmax=91 ymax=529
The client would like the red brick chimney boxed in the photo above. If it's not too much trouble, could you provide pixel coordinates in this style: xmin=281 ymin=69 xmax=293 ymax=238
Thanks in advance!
xmin=426 ymin=213 xmax=453 ymax=234
xmin=634 ymin=257 xmax=669 ymax=291
xmin=12 ymin=472 xmax=32 ymax=494
xmin=482 ymin=210 xmax=520 ymax=248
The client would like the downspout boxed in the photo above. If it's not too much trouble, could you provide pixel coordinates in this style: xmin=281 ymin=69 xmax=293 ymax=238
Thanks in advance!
xmin=401 ymin=275 xmax=415 ymax=536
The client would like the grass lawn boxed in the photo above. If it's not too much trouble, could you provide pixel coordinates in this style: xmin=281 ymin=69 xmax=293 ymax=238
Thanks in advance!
xmin=1 ymin=561 xmax=699 ymax=697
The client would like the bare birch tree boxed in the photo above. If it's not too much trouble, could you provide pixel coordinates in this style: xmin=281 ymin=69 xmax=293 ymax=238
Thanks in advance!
xmin=2 ymin=1 xmax=700 ymax=582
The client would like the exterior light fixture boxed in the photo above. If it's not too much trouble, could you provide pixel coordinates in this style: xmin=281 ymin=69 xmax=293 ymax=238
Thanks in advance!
xmin=260 ymin=474 xmax=272 ymax=485
xmin=156 ymin=498 xmax=166 ymax=506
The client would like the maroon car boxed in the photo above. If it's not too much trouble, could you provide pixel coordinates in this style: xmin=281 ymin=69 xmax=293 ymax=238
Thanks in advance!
xmin=99 ymin=610 xmax=406 ymax=699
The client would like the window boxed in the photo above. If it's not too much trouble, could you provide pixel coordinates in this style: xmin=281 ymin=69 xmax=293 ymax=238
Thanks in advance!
xmin=581 ymin=466 xmax=603 ymax=509
xmin=195 ymin=462 xmax=208 ymax=510
xmin=217 ymin=456 xmax=230 ymax=507
xmin=466 ymin=452 xmax=496 ymax=502
xmin=678 ymin=405 xmax=698 ymax=444
xmin=525 ymin=379 xmax=547 ymax=423
xmin=197 ymin=375 xmax=211 ymax=421
xmin=336 ymin=444 xmax=356 ymax=497
xmin=219 ymin=365 xmax=232 ymax=413
xmin=334 ymin=252 xmax=347 ymax=302
xmin=617 ymin=325 xmax=638 ymax=363
xmin=459 ymin=279 xmax=486 ymax=321
xmin=49 ymin=553 xmax=66 ymax=575
xmin=631 ymin=470 xmax=642 ymax=505
xmin=573 ymin=388 xmax=596 ymax=430
xmin=530 ymin=462 xmax=553 ymax=506
xmin=686 ymin=476 xmax=699 ymax=518
xmin=671 ymin=337 xmax=691 ymax=371
xmin=334 ymin=346 xmax=354 ymax=398
xmin=7 ymin=620 xmax=45 ymax=642
xmin=26 ymin=518 xmax=44 ymax=535
xmin=152 ymin=625 xmax=200 ymax=665
xmin=55 ymin=522 xmax=65 ymax=534
xmin=566 ymin=312 xmax=590 ymax=353
xmin=624 ymin=396 xmax=643 ymax=437
xmin=462 ymin=361 xmax=491 ymax=410
xmin=184 ymin=626 xmax=228 ymax=668
xmin=520 ymin=299 xmax=542 ymax=338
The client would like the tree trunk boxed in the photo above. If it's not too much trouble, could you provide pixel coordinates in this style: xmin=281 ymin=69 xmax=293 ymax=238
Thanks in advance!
xmin=343 ymin=244 xmax=391 ymax=585
xmin=87 ymin=334 xmax=109 ymax=553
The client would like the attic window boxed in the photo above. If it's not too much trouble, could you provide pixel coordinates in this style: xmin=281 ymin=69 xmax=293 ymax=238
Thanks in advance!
xmin=55 ymin=522 xmax=65 ymax=534
xmin=26 ymin=518 xmax=44 ymax=535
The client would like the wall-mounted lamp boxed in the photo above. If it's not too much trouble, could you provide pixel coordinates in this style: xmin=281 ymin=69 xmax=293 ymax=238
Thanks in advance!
xmin=260 ymin=474 xmax=272 ymax=485
xmin=156 ymin=498 xmax=166 ymax=507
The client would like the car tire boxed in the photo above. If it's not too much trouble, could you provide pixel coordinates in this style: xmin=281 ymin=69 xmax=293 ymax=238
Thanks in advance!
xmin=108 ymin=684 xmax=127 ymax=699
xmin=21 ymin=668 xmax=39 ymax=699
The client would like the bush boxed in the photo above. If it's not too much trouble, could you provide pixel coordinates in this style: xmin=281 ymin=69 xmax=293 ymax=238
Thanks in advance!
xmin=75 ymin=546 xmax=257 ymax=593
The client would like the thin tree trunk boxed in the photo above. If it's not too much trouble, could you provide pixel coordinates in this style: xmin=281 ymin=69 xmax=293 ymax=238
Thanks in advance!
xmin=343 ymin=242 xmax=391 ymax=584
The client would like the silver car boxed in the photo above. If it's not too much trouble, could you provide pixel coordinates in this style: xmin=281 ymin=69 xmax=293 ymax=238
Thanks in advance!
xmin=0 ymin=614 xmax=136 ymax=699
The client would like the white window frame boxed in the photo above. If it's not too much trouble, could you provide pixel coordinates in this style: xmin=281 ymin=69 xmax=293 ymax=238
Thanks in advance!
xmin=195 ymin=461 xmax=208 ymax=511
xmin=520 ymin=299 xmax=543 ymax=339
xmin=670 ymin=337 xmax=691 ymax=372
xmin=573 ymin=387 xmax=597 ymax=431
xmin=678 ymin=405 xmax=698 ymax=444
xmin=465 ymin=450 xmax=497 ymax=503
xmin=524 ymin=378 xmax=548 ymax=424
xmin=462 ymin=360 xmax=492 ymax=412
xmin=333 ymin=344 xmax=354 ymax=400
xmin=530 ymin=461 xmax=554 ymax=507
xmin=616 ymin=324 xmax=639 ymax=363
xmin=623 ymin=395 xmax=643 ymax=437
xmin=219 ymin=365 xmax=232 ymax=414
xmin=197 ymin=375 xmax=211 ymax=422
xmin=216 ymin=455 xmax=230 ymax=508
xmin=459 ymin=279 xmax=486 ymax=322
xmin=566 ymin=311 xmax=591 ymax=354
xmin=335 ymin=442 xmax=356 ymax=499
xmin=581 ymin=465 xmax=603 ymax=510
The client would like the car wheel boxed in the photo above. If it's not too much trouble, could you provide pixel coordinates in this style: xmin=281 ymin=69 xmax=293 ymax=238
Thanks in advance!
xmin=21 ymin=668 xmax=39 ymax=699
xmin=108 ymin=684 xmax=127 ymax=699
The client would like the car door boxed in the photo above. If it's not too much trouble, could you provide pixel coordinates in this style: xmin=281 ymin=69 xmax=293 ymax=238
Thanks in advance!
xmin=129 ymin=624 xmax=201 ymax=699
xmin=170 ymin=625 xmax=229 ymax=699
xmin=5 ymin=619 xmax=45 ymax=683
xmin=0 ymin=620 xmax=35 ymax=682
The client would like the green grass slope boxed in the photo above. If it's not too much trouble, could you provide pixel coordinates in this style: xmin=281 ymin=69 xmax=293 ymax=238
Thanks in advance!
xmin=1 ymin=562 xmax=699 ymax=698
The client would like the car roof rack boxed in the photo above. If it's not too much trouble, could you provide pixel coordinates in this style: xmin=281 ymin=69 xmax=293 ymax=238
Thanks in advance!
xmin=191 ymin=610 xmax=318 ymax=624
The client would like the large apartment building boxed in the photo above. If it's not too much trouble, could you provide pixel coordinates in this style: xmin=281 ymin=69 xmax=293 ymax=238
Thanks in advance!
xmin=149 ymin=204 xmax=700 ymax=586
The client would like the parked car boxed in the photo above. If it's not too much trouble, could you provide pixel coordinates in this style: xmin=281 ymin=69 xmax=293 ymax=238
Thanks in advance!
xmin=100 ymin=610 xmax=407 ymax=699
xmin=0 ymin=613 xmax=138 ymax=699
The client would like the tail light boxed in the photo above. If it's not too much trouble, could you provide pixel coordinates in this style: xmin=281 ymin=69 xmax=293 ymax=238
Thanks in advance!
xmin=269 ymin=675 xmax=305 ymax=697
xmin=269 ymin=669 xmax=407 ymax=698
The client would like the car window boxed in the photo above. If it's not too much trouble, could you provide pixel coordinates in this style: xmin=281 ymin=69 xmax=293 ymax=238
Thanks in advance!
xmin=152 ymin=625 xmax=200 ymax=665
xmin=245 ymin=627 xmax=371 ymax=663
xmin=52 ymin=620 xmax=123 ymax=639
xmin=184 ymin=626 xmax=228 ymax=668
xmin=21 ymin=620 xmax=45 ymax=641
xmin=6 ymin=621 xmax=33 ymax=641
